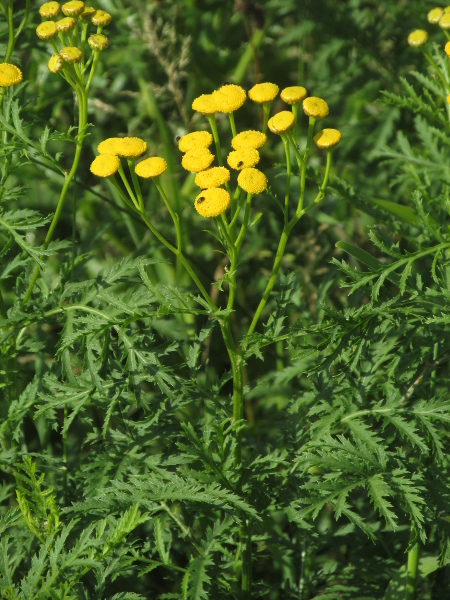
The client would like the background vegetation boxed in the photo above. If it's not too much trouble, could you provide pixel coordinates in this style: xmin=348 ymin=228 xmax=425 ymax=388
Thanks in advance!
xmin=1 ymin=0 xmax=450 ymax=598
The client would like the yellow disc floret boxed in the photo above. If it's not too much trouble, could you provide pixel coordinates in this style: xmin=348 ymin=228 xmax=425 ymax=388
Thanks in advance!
xmin=62 ymin=1 xmax=85 ymax=16
xmin=116 ymin=137 xmax=147 ymax=158
xmin=98 ymin=138 xmax=123 ymax=155
xmin=39 ymin=2 xmax=61 ymax=18
xmin=231 ymin=130 xmax=267 ymax=150
xmin=268 ymin=111 xmax=296 ymax=134
xmin=48 ymin=54 xmax=64 ymax=74
xmin=248 ymin=82 xmax=279 ymax=103
xmin=303 ymin=96 xmax=329 ymax=119
xmin=56 ymin=17 xmax=76 ymax=32
xmin=280 ymin=86 xmax=307 ymax=105
xmin=92 ymin=10 xmax=112 ymax=27
xmin=212 ymin=84 xmax=246 ymax=113
xmin=440 ymin=13 xmax=450 ymax=29
xmin=192 ymin=94 xmax=217 ymax=115
xmin=195 ymin=188 xmax=231 ymax=218
xmin=36 ymin=21 xmax=58 ymax=40
xmin=428 ymin=8 xmax=444 ymax=23
xmin=90 ymin=154 xmax=120 ymax=178
xmin=135 ymin=157 xmax=167 ymax=178
xmin=80 ymin=6 xmax=95 ymax=20
xmin=0 ymin=63 xmax=23 ymax=87
xmin=178 ymin=131 xmax=213 ymax=152
xmin=237 ymin=168 xmax=267 ymax=195
xmin=60 ymin=46 xmax=82 ymax=63
xmin=227 ymin=148 xmax=260 ymax=170
xmin=195 ymin=167 xmax=230 ymax=189
xmin=407 ymin=29 xmax=429 ymax=45
xmin=313 ymin=128 xmax=342 ymax=149
xmin=181 ymin=148 xmax=215 ymax=172
xmin=88 ymin=34 xmax=109 ymax=51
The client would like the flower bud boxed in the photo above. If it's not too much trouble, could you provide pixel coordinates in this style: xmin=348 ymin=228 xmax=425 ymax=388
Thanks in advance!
xmin=48 ymin=54 xmax=64 ymax=73
xmin=88 ymin=34 xmax=109 ymax=51
xmin=60 ymin=46 xmax=82 ymax=64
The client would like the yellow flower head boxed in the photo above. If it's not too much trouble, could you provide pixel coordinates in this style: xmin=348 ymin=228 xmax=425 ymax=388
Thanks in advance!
xmin=268 ymin=111 xmax=296 ymax=134
xmin=192 ymin=93 xmax=217 ymax=115
xmin=195 ymin=188 xmax=231 ymax=218
xmin=182 ymin=148 xmax=215 ymax=172
xmin=446 ymin=6 xmax=450 ymax=12
xmin=36 ymin=21 xmax=58 ymax=40
xmin=407 ymin=29 xmax=429 ymax=45
xmin=248 ymin=82 xmax=279 ymax=103
xmin=80 ymin=6 xmax=96 ymax=20
xmin=280 ymin=86 xmax=307 ymax=105
xmin=303 ymin=96 xmax=329 ymax=119
xmin=56 ymin=17 xmax=76 ymax=32
xmin=88 ymin=34 xmax=109 ymax=51
xmin=135 ymin=157 xmax=167 ymax=178
xmin=60 ymin=46 xmax=82 ymax=64
xmin=97 ymin=138 xmax=123 ymax=155
xmin=212 ymin=84 xmax=246 ymax=113
xmin=92 ymin=9 xmax=112 ymax=27
xmin=440 ymin=13 xmax=450 ymax=29
xmin=195 ymin=167 xmax=230 ymax=189
xmin=90 ymin=154 xmax=120 ymax=177
xmin=178 ymin=130 xmax=213 ymax=152
xmin=227 ymin=148 xmax=260 ymax=171
xmin=237 ymin=168 xmax=267 ymax=195
xmin=313 ymin=128 xmax=342 ymax=149
xmin=62 ymin=1 xmax=85 ymax=16
xmin=0 ymin=63 xmax=22 ymax=87
xmin=231 ymin=130 xmax=267 ymax=150
xmin=48 ymin=54 xmax=64 ymax=74
xmin=39 ymin=2 xmax=61 ymax=18
xmin=445 ymin=41 xmax=450 ymax=57
xmin=116 ymin=137 xmax=147 ymax=158
xmin=427 ymin=8 xmax=444 ymax=23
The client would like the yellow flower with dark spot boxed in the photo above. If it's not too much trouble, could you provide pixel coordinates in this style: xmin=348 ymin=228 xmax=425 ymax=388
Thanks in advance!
xmin=39 ymin=2 xmax=61 ymax=18
xmin=195 ymin=188 xmax=230 ymax=218
xmin=212 ymin=84 xmax=246 ymax=113
xmin=428 ymin=8 xmax=444 ymax=23
xmin=248 ymin=82 xmax=279 ymax=103
xmin=98 ymin=138 xmax=122 ymax=155
xmin=192 ymin=94 xmax=217 ymax=115
xmin=407 ymin=29 xmax=428 ymax=45
xmin=280 ymin=86 xmax=307 ymax=105
xmin=90 ymin=154 xmax=120 ymax=177
xmin=135 ymin=157 xmax=167 ymax=178
xmin=62 ymin=1 xmax=85 ymax=16
xmin=268 ymin=111 xmax=296 ymax=134
xmin=237 ymin=168 xmax=267 ymax=194
xmin=182 ymin=148 xmax=215 ymax=172
xmin=36 ymin=21 xmax=58 ymax=39
xmin=60 ymin=46 xmax=82 ymax=64
xmin=195 ymin=167 xmax=230 ymax=189
xmin=92 ymin=10 xmax=112 ymax=27
xmin=56 ymin=17 xmax=76 ymax=32
xmin=303 ymin=96 xmax=329 ymax=119
xmin=80 ymin=6 xmax=95 ymax=20
xmin=0 ymin=63 xmax=22 ymax=87
xmin=231 ymin=130 xmax=266 ymax=150
xmin=116 ymin=137 xmax=147 ymax=158
xmin=88 ymin=34 xmax=109 ymax=51
xmin=178 ymin=131 xmax=213 ymax=152
xmin=48 ymin=54 xmax=64 ymax=74
xmin=313 ymin=128 xmax=342 ymax=149
xmin=227 ymin=148 xmax=260 ymax=170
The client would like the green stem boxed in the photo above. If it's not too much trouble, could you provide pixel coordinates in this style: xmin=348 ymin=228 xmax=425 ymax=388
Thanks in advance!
xmin=422 ymin=49 xmax=450 ymax=92
xmin=118 ymin=163 xmax=139 ymax=208
xmin=85 ymin=50 xmax=100 ymax=91
xmin=262 ymin=102 xmax=271 ymax=134
xmin=4 ymin=0 xmax=14 ymax=63
xmin=229 ymin=112 xmax=237 ymax=138
xmin=235 ymin=193 xmax=252 ymax=252
xmin=207 ymin=114 xmax=223 ymax=166
xmin=154 ymin=180 xmax=182 ymax=252
xmin=127 ymin=158 xmax=144 ymax=211
xmin=405 ymin=522 xmax=419 ymax=600
xmin=241 ymin=520 xmax=252 ymax=599
xmin=282 ymin=135 xmax=291 ymax=217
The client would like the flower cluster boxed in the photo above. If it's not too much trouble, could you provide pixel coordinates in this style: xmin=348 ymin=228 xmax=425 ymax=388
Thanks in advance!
xmin=91 ymin=136 xmax=168 ymax=179
xmin=37 ymin=2 xmax=111 ymax=83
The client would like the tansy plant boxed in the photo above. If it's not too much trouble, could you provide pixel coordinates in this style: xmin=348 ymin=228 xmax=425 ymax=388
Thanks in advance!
xmin=90 ymin=81 xmax=341 ymax=597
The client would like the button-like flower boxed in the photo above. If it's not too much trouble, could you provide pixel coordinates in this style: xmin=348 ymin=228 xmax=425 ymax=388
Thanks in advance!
xmin=178 ymin=131 xmax=213 ymax=153
xmin=268 ymin=111 xmax=296 ymax=134
xmin=36 ymin=21 xmax=58 ymax=39
xmin=39 ymin=2 xmax=61 ymax=18
xmin=181 ymin=148 xmax=215 ymax=172
xmin=313 ymin=128 xmax=342 ymax=149
xmin=212 ymin=84 xmax=246 ymax=113
xmin=135 ymin=157 xmax=167 ymax=178
xmin=227 ymin=148 xmax=260 ymax=170
xmin=98 ymin=138 xmax=123 ymax=155
xmin=428 ymin=8 xmax=444 ymax=23
xmin=280 ymin=86 xmax=307 ymax=105
xmin=62 ymin=1 xmax=85 ymax=16
xmin=88 ymin=34 xmax=109 ymax=51
xmin=60 ymin=46 xmax=82 ymax=64
xmin=407 ymin=29 xmax=429 ymax=45
xmin=195 ymin=167 xmax=230 ymax=189
xmin=248 ymin=82 xmax=279 ymax=103
xmin=80 ymin=6 xmax=96 ymax=20
xmin=192 ymin=93 xmax=217 ymax=115
xmin=231 ymin=130 xmax=266 ymax=150
xmin=237 ymin=168 xmax=267 ymax=194
xmin=116 ymin=137 xmax=147 ymax=158
xmin=56 ymin=17 xmax=76 ymax=32
xmin=92 ymin=10 xmax=112 ymax=27
xmin=440 ymin=14 xmax=450 ymax=29
xmin=0 ymin=63 xmax=22 ymax=87
xmin=194 ymin=188 xmax=231 ymax=218
xmin=48 ymin=54 xmax=64 ymax=74
xmin=303 ymin=96 xmax=329 ymax=119
xmin=90 ymin=154 xmax=120 ymax=177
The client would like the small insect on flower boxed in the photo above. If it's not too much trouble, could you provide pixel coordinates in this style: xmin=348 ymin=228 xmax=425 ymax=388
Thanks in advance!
xmin=194 ymin=188 xmax=231 ymax=217
xmin=237 ymin=161 xmax=244 ymax=167
xmin=197 ymin=196 xmax=205 ymax=204
xmin=227 ymin=148 xmax=260 ymax=170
